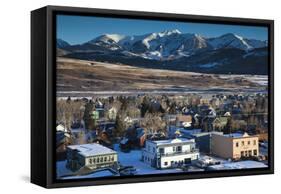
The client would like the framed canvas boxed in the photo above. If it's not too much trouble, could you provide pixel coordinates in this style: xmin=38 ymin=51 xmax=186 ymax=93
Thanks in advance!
xmin=31 ymin=5 xmax=274 ymax=188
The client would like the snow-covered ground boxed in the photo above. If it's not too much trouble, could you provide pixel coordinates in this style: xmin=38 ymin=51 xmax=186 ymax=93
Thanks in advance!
xmin=219 ymin=74 xmax=268 ymax=86
xmin=56 ymin=160 xmax=118 ymax=180
xmin=199 ymin=62 xmax=219 ymax=68
xmin=246 ymin=76 xmax=268 ymax=86
xmin=56 ymin=161 xmax=74 ymax=178
xmin=208 ymin=160 xmax=267 ymax=170
xmin=113 ymin=144 xmax=185 ymax=175
xmin=61 ymin=169 xmax=115 ymax=180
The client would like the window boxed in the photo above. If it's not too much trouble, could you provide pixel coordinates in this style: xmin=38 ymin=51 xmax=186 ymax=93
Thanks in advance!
xmin=93 ymin=158 xmax=96 ymax=163
xmin=100 ymin=157 xmax=103 ymax=162
xmin=164 ymin=162 xmax=168 ymax=166
xmin=236 ymin=142 xmax=239 ymax=147
xmin=159 ymin=148 xmax=164 ymax=154
xmin=241 ymin=151 xmax=244 ymax=157
xmin=104 ymin=157 xmax=107 ymax=162
xmin=89 ymin=158 xmax=92 ymax=164
xmin=241 ymin=141 xmax=244 ymax=146
xmin=253 ymin=140 xmax=257 ymax=145
xmin=97 ymin=158 xmax=99 ymax=163
xmin=184 ymin=158 xmax=191 ymax=164
xmin=173 ymin=147 xmax=176 ymax=152
xmin=111 ymin=156 xmax=114 ymax=161
xmin=248 ymin=141 xmax=251 ymax=145
xmin=254 ymin=149 xmax=257 ymax=156
xmin=248 ymin=150 xmax=252 ymax=156
xmin=176 ymin=146 xmax=182 ymax=152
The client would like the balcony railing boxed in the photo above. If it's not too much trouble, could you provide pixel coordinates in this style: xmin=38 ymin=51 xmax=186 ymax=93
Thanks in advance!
xmin=157 ymin=149 xmax=199 ymax=157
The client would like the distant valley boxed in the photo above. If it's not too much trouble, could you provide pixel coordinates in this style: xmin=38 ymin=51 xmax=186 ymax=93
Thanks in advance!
xmin=56 ymin=57 xmax=267 ymax=96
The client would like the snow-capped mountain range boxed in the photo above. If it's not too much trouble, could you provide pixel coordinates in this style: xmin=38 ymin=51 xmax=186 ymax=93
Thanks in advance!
xmin=57 ymin=29 xmax=268 ymax=75
xmin=79 ymin=29 xmax=267 ymax=60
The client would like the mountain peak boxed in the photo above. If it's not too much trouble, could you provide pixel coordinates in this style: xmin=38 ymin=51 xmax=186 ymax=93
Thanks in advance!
xmin=221 ymin=33 xmax=236 ymax=37
xmin=208 ymin=33 xmax=255 ymax=50
xmin=93 ymin=34 xmax=126 ymax=43
xmin=158 ymin=29 xmax=181 ymax=36
xmin=57 ymin=38 xmax=70 ymax=48
xmin=221 ymin=33 xmax=243 ymax=40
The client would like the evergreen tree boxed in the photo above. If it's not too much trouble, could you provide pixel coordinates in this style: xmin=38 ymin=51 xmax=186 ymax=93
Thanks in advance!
xmin=115 ymin=113 xmax=125 ymax=137
xmin=83 ymin=101 xmax=94 ymax=130
xmin=141 ymin=96 xmax=150 ymax=117
xmin=224 ymin=117 xmax=233 ymax=134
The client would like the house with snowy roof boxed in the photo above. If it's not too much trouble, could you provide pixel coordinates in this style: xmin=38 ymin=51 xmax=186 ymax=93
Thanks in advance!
xmin=56 ymin=124 xmax=68 ymax=133
xmin=176 ymin=114 xmax=193 ymax=128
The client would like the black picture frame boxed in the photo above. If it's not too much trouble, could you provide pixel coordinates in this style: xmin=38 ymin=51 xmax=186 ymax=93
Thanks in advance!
xmin=31 ymin=5 xmax=274 ymax=188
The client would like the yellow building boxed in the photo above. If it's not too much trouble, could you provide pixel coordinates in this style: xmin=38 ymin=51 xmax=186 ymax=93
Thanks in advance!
xmin=211 ymin=133 xmax=259 ymax=159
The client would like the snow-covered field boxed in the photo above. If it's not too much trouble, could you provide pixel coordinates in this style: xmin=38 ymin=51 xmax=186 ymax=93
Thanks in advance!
xmin=219 ymin=74 xmax=268 ymax=86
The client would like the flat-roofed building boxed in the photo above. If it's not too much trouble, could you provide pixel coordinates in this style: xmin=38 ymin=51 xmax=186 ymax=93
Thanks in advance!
xmin=211 ymin=133 xmax=259 ymax=159
xmin=189 ymin=131 xmax=223 ymax=154
xmin=142 ymin=138 xmax=199 ymax=169
xmin=66 ymin=143 xmax=118 ymax=171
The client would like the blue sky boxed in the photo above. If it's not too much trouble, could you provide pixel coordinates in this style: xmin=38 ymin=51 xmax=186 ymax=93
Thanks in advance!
xmin=57 ymin=14 xmax=268 ymax=45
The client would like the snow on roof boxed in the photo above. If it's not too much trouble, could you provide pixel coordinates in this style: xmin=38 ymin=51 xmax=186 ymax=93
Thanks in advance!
xmin=223 ymin=132 xmax=253 ymax=138
xmin=208 ymin=160 xmax=267 ymax=170
xmin=67 ymin=143 xmax=117 ymax=157
xmin=150 ymin=138 xmax=195 ymax=146
xmin=224 ymin=133 xmax=243 ymax=138
xmin=56 ymin=124 xmax=67 ymax=132
xmin=191 ymin=131 xmax=223 ymax=137
xmin=180 ymin=128 xmax=202 ymax=133
xmin=120 ymin=138 xmax=129 ymax=145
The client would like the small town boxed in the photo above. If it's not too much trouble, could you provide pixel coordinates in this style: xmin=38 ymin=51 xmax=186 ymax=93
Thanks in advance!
xmin=56 ymin=92 xmax=268 ymax=179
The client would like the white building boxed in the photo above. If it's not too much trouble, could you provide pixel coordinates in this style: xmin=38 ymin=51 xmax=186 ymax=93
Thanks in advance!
xmin=56 ymin=124 xmax=68 ymax=133
xmin=108 ymin=107 xmax=117 ymax=120
xmin=142 ymin=138 xmax=199 ymax=169
xmin=66 ymin=143 xmax=118 ymax=171
xmin=124 ymin=116 xmax=133 ymax=124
